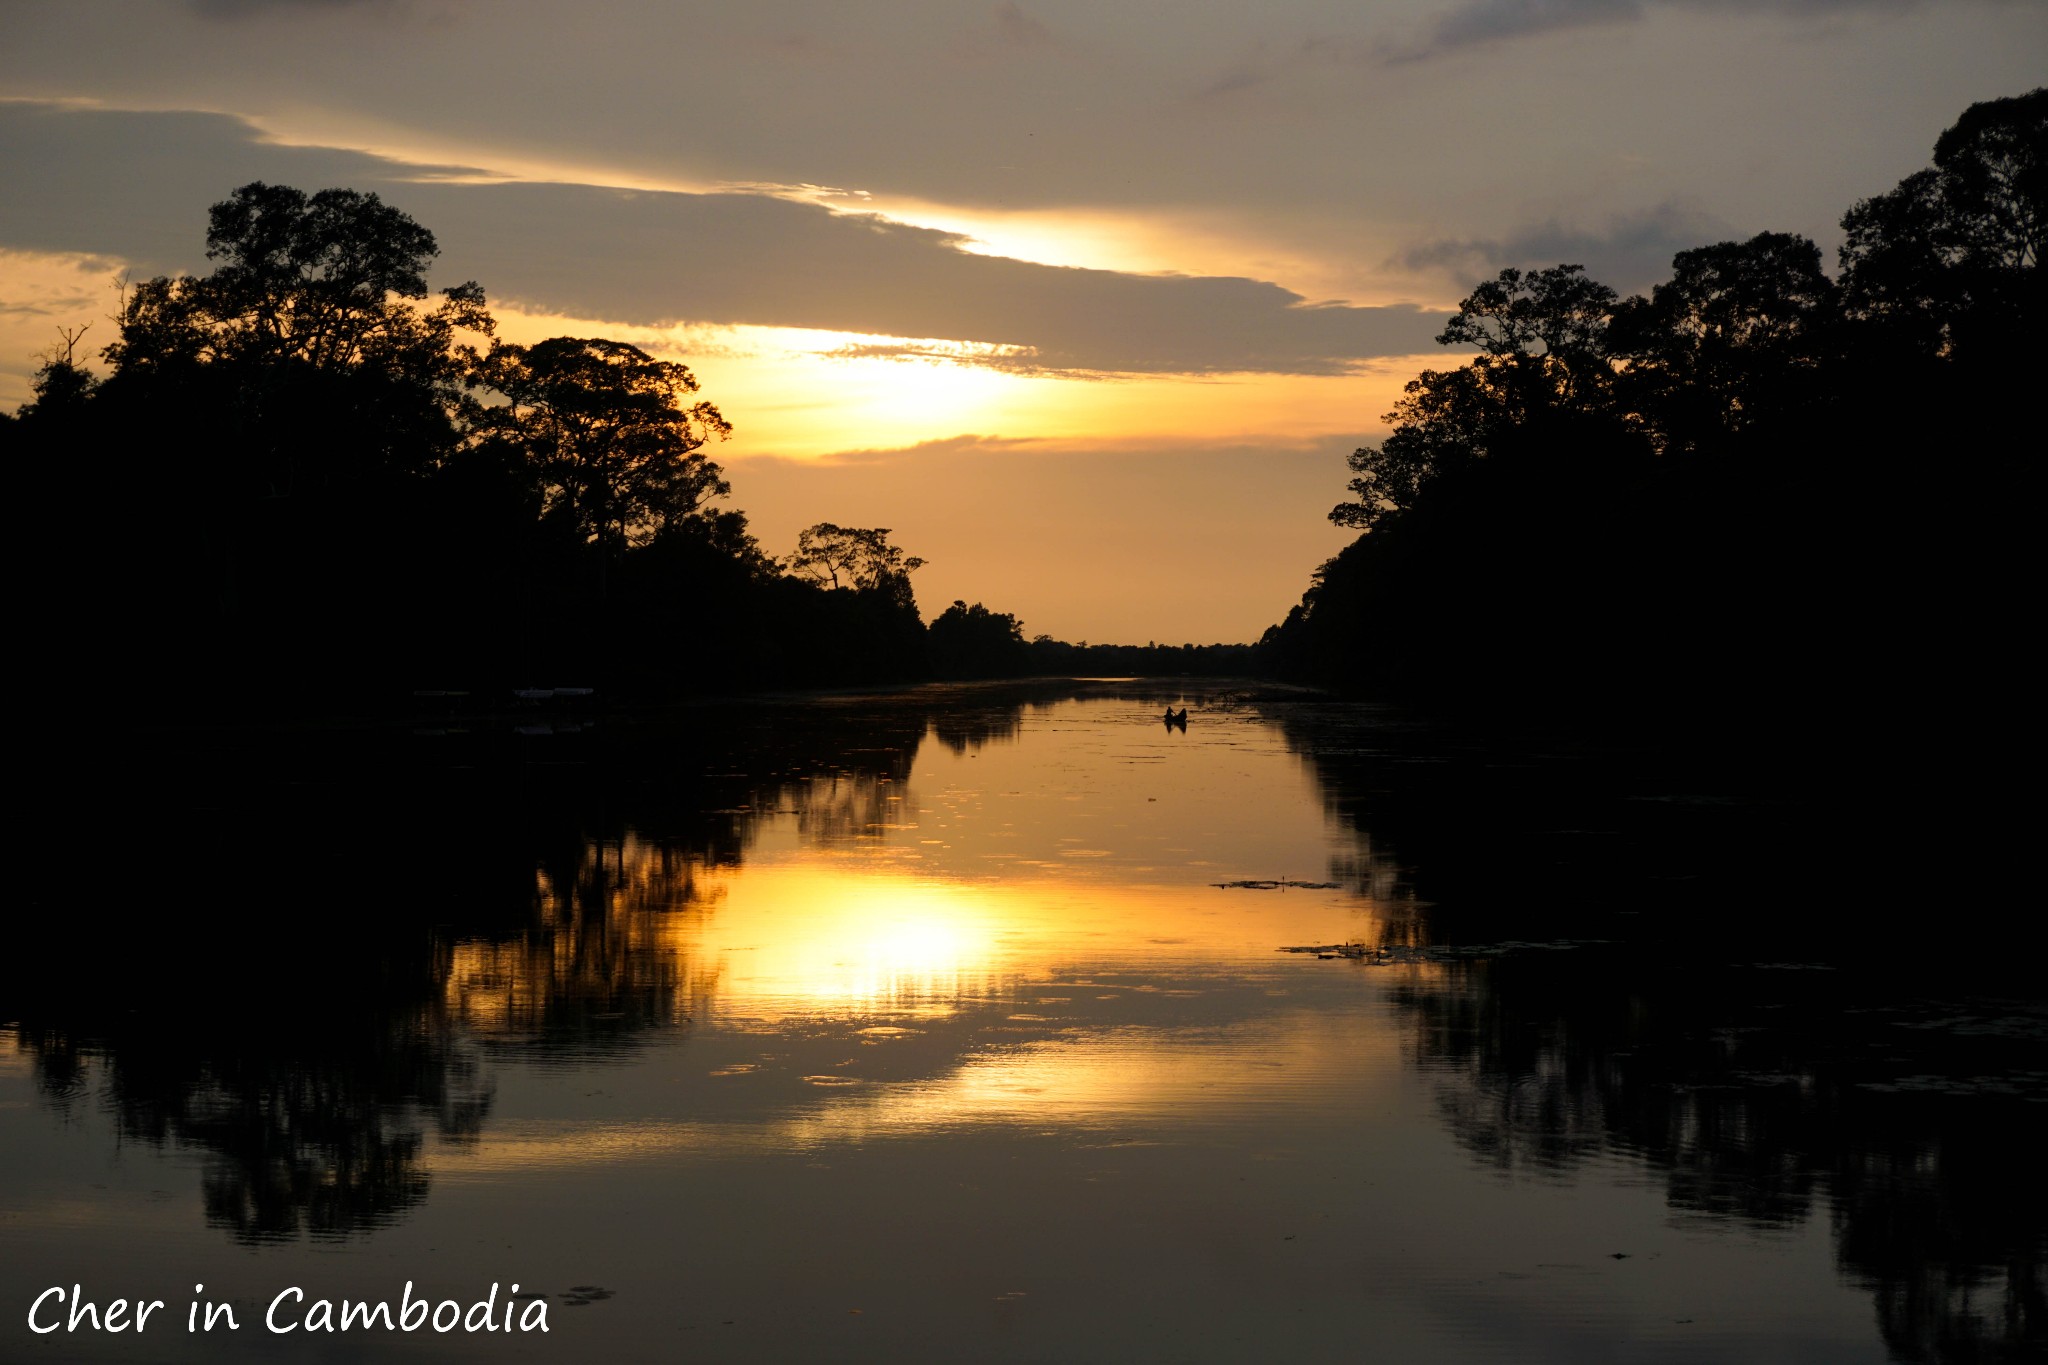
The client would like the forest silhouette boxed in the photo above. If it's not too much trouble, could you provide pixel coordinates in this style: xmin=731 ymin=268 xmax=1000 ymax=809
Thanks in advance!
xmin=2 ymin=185 xmax=1247 ymax=712
xmin=1256 ymin=88 xmax=2041 ymax=754
xmin=4 ymin=90 xmax=2038 ymax=725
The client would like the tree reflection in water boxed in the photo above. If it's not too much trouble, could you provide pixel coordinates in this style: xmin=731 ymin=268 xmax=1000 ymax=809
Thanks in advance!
xmin=1377 ymin=955 xmax=2048 ymax=1362
xmin=1277 ymin=702 xmax=2048 ymax=1365
xmin=448 ymin=833 xmax=725 ymax=1054
xmin=16 ymin=1004 xmax=488 ymax=1244
xmin=8 ymin=692 xmax=944 ymax=1243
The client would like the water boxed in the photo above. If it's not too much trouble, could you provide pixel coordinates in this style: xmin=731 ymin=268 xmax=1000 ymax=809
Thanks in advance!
xmin=4 ymin=683 xmax=2042 ymax=1362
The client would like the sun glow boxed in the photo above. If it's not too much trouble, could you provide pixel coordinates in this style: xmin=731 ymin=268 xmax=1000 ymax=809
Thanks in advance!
xmin=848 ymin=195 xmax=1365 ymax=298
xmin=489 ymin=302 xmax=1422 ymax=460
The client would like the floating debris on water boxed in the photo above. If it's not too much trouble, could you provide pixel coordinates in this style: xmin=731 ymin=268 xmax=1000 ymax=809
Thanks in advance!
xmin=1279 ymin=943 xmax=1394 ymax=963
xmin=1856 ymin=1071 xmax=2048 ymax=1098
xmin=1279 ymin=939 xmax=1608 ymax=964
xmin=1213 ymin=878 xmax=1343 ymax=891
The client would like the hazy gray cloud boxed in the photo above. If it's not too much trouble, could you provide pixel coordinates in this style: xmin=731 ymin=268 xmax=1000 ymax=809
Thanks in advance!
xmin=949 ymin=2 xmax=1076 ymax=65
xmin=0 ymin=103 xmax=484 ymax=272
xmin=3 ymin=0 xmax=2032 ymax=264
xmin=188 ymin=0 xmax=396 ymax=17
xmin=1398 ymin=202 xmax=1739 ymax=295
xmin=0 ymin=102 xmax=1444 ymax=376
xmin=1402 ymin=0 xmax=1642 ymax=61
xmin=992 ymin=2 xmax=1056 ymax=48
xmin=1392 ymin=0 xmax=1933 ymax=60
xmin=411 ymin=182 xmax=1442 ymax=375
xmin=1681 ymin=0 xmax=1927 ymax=8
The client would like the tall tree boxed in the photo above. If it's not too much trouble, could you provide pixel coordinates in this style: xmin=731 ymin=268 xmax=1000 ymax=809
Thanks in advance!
xmin=105 ymin=181 xmax=491 ymax=386
xmin=1606 ymin=232 xmax=1839 ymax=453
xmin=1839 ymin=87 xmax=2046 ymax=356
xmin=787 ymin=524 xmax=925 ymax=597
xmin=472 ymin=337 xmax=733 ymax=552
xmin=1436 ymin=263 xmax=1617 ymax=408
xmin=102 ymin=182 xmax=493 ymax=488
xmin=1331 ymin=264 xmax=1624 ymax=531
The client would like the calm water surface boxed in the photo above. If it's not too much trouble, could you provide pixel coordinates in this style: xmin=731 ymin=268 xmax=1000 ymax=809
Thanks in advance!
xmin=4 ymin=685 xmax=2042 ymax=1362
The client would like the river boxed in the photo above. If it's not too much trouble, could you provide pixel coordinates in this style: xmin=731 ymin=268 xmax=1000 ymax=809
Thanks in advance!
xmin=3 ymin=681 xmax=2041 ymax=1362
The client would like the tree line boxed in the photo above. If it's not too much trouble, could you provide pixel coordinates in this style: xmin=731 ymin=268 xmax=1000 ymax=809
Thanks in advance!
xmin=1256 ymin=88 xmax=2041 ymax=748
xmin=4 ymin=184 xmax=1239 ymax=711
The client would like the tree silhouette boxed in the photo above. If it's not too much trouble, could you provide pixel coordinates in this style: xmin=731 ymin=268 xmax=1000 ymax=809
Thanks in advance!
xmin=1840 ymin=87 xmax=2045 ymax=358
xmin=1606 ymin=232 xmax=1838 ymax=453
xmin=788 ymin=523 xmax=926 ymax=594
xmin=1276 ymin=87 xmax=2043 ymax=746
xmin=1436 ymin=262 xmax=1616 ymax=409
xmin=928 ymin=599 xmax=1027 ymax=678
xmin=473 ymin=336 xmax=733 ymax=552
xmin=104 ymin=182 xmax=492 ymax=485
xmin=193 ymin=182 xmax=463 ymax=369
xmin=1331 ymin=264 xmax=1627 ymax=532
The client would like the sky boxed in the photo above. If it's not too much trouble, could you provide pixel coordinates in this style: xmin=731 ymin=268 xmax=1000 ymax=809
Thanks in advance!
xmin=2 ymin=1 xmax=2041 ymax=643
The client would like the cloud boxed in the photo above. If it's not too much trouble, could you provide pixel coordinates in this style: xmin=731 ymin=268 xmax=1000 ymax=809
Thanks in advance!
xmin=1397 ymin=201 xmax=1738 ymax=296
xmin=0 ymin=102 xmax=1445 ymax=377
xmin=0 ymin=102 xmax=487 ymax=273
xmin=1402 ymin=0 xmax=1644 ymax=61
xmin=1390 ymin=0 xmax=1933 ymax=61
xmin=782 ymin=432 xmax=1048 ymax=466
xmin=188 ymin=0 xmax=396 ymax=16
xmin=992 ymin=2 xmax=1056 ymax=48
xmin=418 ymin=181 xmax=1441 ymax=374
xmin=949 ymin=2 xmax=1075 ymax=65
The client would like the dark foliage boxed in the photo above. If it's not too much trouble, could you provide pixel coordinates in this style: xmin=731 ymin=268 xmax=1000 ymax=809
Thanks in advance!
xmin=12 ymin=182 xmax=1232 ymax=711
xmin=928 ymin=599 xmax=1028 ymax=679
xmin=1261 ymin=89 xmax=2041 ymax=759
xmin=9 ymin=184 xmax=968 ymax=712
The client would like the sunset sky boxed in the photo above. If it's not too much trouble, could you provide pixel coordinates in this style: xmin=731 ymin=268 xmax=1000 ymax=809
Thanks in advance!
xmin=2 ymin=1 xmax=2039 ymax=642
